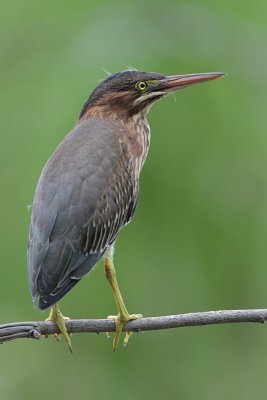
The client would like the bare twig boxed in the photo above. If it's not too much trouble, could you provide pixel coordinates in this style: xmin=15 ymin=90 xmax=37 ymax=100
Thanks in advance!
xmin=0 ymin=309 xmax=266 ymax=344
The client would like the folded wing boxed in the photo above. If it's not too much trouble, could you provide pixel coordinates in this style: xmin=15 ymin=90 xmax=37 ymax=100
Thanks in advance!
xmin=27 ymin=118 xmax=138 ymax=310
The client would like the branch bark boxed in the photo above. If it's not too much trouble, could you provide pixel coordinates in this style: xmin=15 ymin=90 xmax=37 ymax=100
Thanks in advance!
xmin=1 ymin=309 xmax=267 ymax=344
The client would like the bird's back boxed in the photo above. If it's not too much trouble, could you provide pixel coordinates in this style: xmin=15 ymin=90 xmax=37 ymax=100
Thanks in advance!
xmin=28 ymin=118 xmax=138 ymax=310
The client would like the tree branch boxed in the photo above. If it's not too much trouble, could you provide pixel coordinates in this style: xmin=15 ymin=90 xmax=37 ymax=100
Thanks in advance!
xmin=1 ymin=309 xmax=267 ymax=344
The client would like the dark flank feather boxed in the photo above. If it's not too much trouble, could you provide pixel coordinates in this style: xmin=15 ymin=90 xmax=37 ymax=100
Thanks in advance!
xmin=28 ymin=118 xmax=138 ymax=310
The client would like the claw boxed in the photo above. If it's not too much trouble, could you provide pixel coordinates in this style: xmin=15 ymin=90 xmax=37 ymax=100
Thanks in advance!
xmin=45 ymin=304 xmax=73 ymax=353
xmin=106 ymin=313 xmax=143 ymax=351
xmin=123 ymin=331 xmax=133 ymax=347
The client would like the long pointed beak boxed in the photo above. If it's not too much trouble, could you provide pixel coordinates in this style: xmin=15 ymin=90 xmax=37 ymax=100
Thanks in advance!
xmin=160 ymin=72 xmax=225 ymax=92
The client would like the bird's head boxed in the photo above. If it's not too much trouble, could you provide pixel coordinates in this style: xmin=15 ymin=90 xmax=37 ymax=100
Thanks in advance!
xmin=79 ymin=70 xmax=225 ymax=121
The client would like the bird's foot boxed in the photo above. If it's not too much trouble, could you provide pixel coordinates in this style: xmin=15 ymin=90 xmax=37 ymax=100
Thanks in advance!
xmin=106 ymin=313 xmax=143 ymax=351
xmin=45 ymin=304 xmax=72 ymax=353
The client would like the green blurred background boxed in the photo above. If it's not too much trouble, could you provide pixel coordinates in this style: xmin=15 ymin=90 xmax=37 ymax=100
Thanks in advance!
xmin=1 ymin=0 xmax=267 ymax=398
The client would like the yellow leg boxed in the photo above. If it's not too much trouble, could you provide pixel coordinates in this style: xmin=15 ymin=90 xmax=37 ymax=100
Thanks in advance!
xmin=45 ymin=304 xmax=72 ymax=353
xmin=104 ymin=249 xmax=142 ymax=351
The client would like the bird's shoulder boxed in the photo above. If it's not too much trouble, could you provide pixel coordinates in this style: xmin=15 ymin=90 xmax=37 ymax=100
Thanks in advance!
xmin=34 ymin=118 xmax=132 ymax=213
xmin=43 ymin=118 xmax=127 ymax=174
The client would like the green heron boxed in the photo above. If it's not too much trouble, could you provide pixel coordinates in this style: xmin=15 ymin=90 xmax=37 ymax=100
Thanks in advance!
xmin=27 ymin=69 xmax=224 ymax=351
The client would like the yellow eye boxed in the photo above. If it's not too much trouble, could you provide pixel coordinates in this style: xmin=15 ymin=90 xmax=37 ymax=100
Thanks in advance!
xmin=136 ymin=81 xmax=147 ymax=92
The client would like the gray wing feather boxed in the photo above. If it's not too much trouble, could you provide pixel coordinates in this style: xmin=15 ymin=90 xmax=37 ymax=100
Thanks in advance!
xmin=27 ymin=118 xmax=138 ymax=309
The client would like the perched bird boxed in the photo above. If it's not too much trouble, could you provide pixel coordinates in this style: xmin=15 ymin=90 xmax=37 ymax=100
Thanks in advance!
xmin=27 ymin=69 xmax=224 ymax=351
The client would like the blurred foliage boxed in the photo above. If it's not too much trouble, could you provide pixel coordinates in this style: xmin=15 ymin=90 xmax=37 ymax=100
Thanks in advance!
xmin=1 ymin=0 xmax=267 ymax=399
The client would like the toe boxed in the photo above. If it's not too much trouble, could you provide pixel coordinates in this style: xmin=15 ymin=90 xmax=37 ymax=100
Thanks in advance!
xmin=123 ymin=331 xmax=133 ymax=347
xmin=106 ymin=313 xmax=143 ymax=350
xmin=113 ymin=318 xmax=124 ymax=352
xmin=129 ymin=314 xmax=143 ymax=320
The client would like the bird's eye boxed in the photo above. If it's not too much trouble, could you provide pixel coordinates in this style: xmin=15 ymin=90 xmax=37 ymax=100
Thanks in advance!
xmin=136 ymin=81 xmax=148 ymax=92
